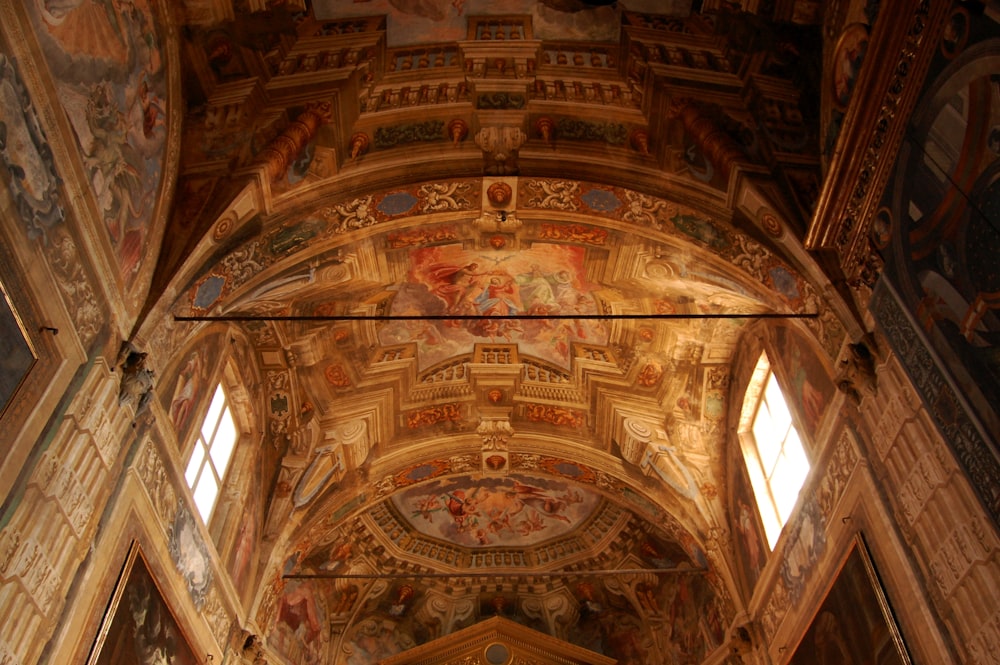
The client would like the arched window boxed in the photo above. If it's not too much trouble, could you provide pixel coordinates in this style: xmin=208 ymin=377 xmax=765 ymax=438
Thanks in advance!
xmin=739 ymin=352 xmax=811 ymax=549
xmin=185 ymin=382 xmax=239 ymax=522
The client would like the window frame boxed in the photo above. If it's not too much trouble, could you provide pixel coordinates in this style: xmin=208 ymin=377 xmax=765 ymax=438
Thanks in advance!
xmin=738 ymin=352 xmax=812 ymax=550
xmin=184 ymin=381 xmax=240 ymax=524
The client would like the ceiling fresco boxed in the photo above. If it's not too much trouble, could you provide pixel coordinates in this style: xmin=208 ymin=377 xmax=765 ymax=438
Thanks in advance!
xmin=23 ymin=0 xmax=174 ymax=301
xmin=311 ymin=0 xmax=693 ymax=46
xmin=271 ymin=465 xmax=722 ymax=665
xmin=164 ymin=164 xmax=842 ymax=662
xmin=390 ymin=473 xmax=600 ymax=547
xmin=382 ymin=243 xmax=607 ymax=368
xmin=126 ymin=2 xmax=859 ymax=663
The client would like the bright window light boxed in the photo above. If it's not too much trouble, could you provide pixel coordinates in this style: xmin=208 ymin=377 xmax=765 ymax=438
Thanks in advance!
xmin=739 ymin=353 xmax=811 ymax=549
xmin=185 ymin=383 xmax=239 ymax=522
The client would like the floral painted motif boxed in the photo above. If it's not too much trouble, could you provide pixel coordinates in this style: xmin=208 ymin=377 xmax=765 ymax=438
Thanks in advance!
xmin=406 ymin=403 xmax=462 ymax=428
xmin=524 ymin=403 xmax=586 ymax=427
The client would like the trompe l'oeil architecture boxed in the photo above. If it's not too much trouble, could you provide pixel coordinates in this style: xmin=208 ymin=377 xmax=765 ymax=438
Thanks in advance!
xmin=0 ymin=1 xmax=998 ymax=664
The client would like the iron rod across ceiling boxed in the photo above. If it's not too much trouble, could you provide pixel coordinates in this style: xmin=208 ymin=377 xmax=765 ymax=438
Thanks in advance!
xmin=177 ymin=312 xmax=816 ymax=323
xmin=284 ymin=567 xmax=706 ymax=580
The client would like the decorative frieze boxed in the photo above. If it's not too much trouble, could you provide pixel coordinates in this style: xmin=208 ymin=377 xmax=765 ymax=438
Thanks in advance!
xmin=969 ymin=609 xmax=1000 ymax=665
xmin=871 ymin=278 xmax=1000 ymax=526
xmin=135 ymin=439 xmax=180 ymax=530
xmin=0 ymin=639 xmax=21 ymax=665
xmin=202 ymin=585 xmax=233 ymax=650
xmin=29 ymin=452 xmax=94 ymax=538
xmin=897 ymin=451 xmax=948 ymax=526
xmin=0 ymin=529 xmax=60 ymax=616
xmin=815 ymin=429 xmax=860 ymax=519
xmin=928 ymin=517 xmax=996 ymax=599
xmin=870 ymin=390 xmax=908 ymax=460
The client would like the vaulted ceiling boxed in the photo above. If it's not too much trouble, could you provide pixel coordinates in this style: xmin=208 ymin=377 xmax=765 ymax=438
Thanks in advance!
xmin=135 ymin=1 xmax=853 ymax=663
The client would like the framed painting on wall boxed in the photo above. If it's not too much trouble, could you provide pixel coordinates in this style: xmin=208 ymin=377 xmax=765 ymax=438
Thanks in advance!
xmin=88 ymin=543 xmax=199 ymax=665
xmin=787 ymin=535 xmax=911 ymax=665
xmin=0 ymin=281 xmax=36 ymax=418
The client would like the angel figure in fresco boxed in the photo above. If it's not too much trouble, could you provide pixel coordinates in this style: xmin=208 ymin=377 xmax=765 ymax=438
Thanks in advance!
xmin=509 ymin=481 xmax=582 ymax=522
xmin=80 ymin=80 xmax=151 ymax=280
xmin=126 ymin=74 xmax=166 ymax=159
xmin=443 ymin=488 xmax=481 ymax=531
xmin=424 ymin=261 xmax=487 ymax=313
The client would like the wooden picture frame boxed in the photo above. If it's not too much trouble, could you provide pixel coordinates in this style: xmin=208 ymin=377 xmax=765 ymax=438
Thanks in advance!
xmin=0 ymin=280 xmax=36 ymax=418
xmin=88 ymin=542 xmax=199 ymax=665
xmin=787 ymin=535 xmax=911 ymax=664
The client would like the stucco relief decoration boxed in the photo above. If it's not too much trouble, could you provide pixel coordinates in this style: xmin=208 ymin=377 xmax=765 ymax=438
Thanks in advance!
xmin=220 ymin=243 xmax=269 ymax=291
xmin=42 ymin=225 xmax=102 ymax=344
xmin=27 ymin=0 xmax=168 ymax=286
xmin=419 ymin=180 xmax=476 ymax=212
xmin=31 ymin=452 xmax=93 ymax=538
xmin=619 ymin=190 xmax=672 ymax=228
xmin=477 ymin=418 xmax=513 ymax=450
xmin=324 ymin=194 xmax=380 ymax=233
xmin=522 ymin=179 xmax=581 ymax=211
xmin=135 ymin=439 xmax=177 ymax=528
xmin=267 ymin=370 xmax=292 ymax=439
xmin=392 ymin=474 xmax=597 ymax=548
xmin=475 ymin=126 xmax=525 ymax=175
xmin=201 ymin=586 xmax=232 ymax=649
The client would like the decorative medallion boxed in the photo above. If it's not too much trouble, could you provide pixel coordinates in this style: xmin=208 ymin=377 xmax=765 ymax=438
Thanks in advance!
xmin=487 ymin=181 xmax=513 ymax=207
xmin=760 ymin=212 xmax=783 ymax=238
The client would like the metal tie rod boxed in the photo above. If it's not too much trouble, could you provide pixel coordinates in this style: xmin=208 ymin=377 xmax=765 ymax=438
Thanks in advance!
xmin=284 ymin=567 xmax=706 ymax=580
xmin=177 ymin=312 xmax=816 ymax=323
